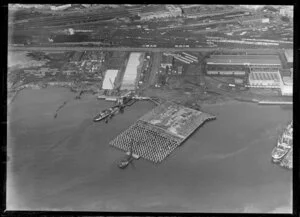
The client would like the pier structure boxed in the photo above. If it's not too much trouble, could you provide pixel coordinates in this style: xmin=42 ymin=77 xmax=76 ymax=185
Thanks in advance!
xmin=110 ymin=101 xmax=216 ymax=163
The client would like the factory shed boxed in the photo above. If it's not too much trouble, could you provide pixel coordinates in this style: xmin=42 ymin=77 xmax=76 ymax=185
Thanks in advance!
xmin=207 ymin=55 xmax=281 ymax=66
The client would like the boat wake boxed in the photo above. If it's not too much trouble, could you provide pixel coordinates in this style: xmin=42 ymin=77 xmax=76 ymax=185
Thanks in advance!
xmin=201 ymin=146 xmax=249 ymax=161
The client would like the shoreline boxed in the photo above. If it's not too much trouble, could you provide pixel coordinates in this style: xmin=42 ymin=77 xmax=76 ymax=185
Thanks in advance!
xmin=8 ymin=83 xmax=293 ymax=109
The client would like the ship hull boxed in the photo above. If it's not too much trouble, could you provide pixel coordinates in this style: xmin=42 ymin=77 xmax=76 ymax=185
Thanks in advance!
xmin=272 ymin=148 xmax=289 ymax=163
xmin=93 ymin=114 xmax=109 ymax=122
xmin=271 ymin=121 xmax=293 ymax=165
xmin=93 ymin=110 xmax=110 ymax=122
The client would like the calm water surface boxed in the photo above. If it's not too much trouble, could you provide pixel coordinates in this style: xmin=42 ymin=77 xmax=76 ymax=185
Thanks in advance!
xmin=7 ymin=87 xmax=292 ymax=212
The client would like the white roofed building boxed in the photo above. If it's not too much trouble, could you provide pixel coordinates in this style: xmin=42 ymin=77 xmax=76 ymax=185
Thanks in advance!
xmin=102 ymin=70 xmax=119 ymax=90
xmin=284 ymin=49 xmax=293 ymax=64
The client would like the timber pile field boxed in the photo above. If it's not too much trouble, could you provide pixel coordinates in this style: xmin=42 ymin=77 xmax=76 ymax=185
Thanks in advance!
xmin=110 ymin=101 xmax=216 ymax=163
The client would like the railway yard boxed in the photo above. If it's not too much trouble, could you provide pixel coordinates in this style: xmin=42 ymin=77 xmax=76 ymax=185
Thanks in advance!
xmin=9 ymin=4 xmax=293 ymax=49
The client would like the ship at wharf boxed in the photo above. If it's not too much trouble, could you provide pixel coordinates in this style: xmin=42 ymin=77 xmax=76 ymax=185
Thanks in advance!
xmin=272 ymin=121 xmax=293 ymax=170
xmin=94 ymin=92 xmax=161 ymax=123
xmin=110 ymin=101 xmax=216 ymax=164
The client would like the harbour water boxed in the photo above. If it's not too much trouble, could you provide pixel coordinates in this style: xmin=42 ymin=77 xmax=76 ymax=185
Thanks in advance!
xmin=7 ymin=87 xmax=292 ymax=212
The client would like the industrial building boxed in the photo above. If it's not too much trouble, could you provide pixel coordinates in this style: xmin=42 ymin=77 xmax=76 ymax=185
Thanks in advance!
xmin=248 ymin=69 xmax=282 ymax=87
xmin=182 ymin=5 xmax=235 ymax=18
xmin=284 ymin=49 xmax=293 ymax=66
xmin=165 ymin=5 xmax=182 ymax=17
xmin=279 ymin=6 xmax=293 ymax=18
xmin=281 ymin=85 xmax=293 ymax=96
xmin=177 ymin=66 xmax=183 ymax=75
xmin=280 ymin=68 xmax=293 ymax=96
xmin=121 ymin=52 xmax=144 ymax=90
xmin=237 ymin=15 xmax=269 ymax=24
xmin=50 ymin=4 xmax=72 ymax=11
xmin=206 ymin=54 xmax=282 ymax=76
xmin=161 ymin=54 xmax=173 ymax=68
xmin=262 ymin=6 xmax=279 ymax=13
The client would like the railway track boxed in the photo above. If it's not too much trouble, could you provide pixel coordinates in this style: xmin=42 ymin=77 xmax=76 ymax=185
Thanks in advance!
xmin=11 ymin=10 xmax=131 ymax=29
xmin=8 ymin=45 xmax=281 ymax=53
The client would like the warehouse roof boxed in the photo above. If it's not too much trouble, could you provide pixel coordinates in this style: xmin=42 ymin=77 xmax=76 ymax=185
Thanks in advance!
xmin=207 ymin=55 xmax=281 ymax=65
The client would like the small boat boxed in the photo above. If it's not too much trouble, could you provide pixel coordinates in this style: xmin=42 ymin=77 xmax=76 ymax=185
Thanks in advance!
xmin=118 ymin=140 xmax=135 ymax=169
xmin=118 ymin=158 xmax=131 ymax=169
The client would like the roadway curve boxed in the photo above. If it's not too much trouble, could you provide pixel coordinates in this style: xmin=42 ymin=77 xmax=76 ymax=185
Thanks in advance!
xmin=8 ymin=45 xmax=282 ymax=53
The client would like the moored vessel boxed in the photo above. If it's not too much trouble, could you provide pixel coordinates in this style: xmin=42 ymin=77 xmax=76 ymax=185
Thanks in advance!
xmin=272 ymin=121 xmax=293 ymax=164
xmin=93 ymin=109 xmax=111 ymax=122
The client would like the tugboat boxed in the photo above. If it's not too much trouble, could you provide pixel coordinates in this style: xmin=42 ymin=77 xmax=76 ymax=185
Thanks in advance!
xmin=118 ymin=155 xmax=133 ymax=169
xmin=272 ymin=121 xmax=293 ymax=163
xmin=118 ymin=141 xmax=134 ymax=169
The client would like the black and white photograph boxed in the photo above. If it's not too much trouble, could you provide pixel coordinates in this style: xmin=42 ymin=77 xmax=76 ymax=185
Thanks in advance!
xmin=6 ymin=3 xmax=294 ymax=213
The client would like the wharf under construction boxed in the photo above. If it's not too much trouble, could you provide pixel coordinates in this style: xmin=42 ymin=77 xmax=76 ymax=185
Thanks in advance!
xmin=110 ymin=101 xmax=216 ymax=163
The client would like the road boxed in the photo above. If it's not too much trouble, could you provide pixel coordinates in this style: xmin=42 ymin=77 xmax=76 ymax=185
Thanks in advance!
xmin=8 ymin=45 xmax=282 ymax=53
xmin=148 ymin=52 xmax=162 ymax=87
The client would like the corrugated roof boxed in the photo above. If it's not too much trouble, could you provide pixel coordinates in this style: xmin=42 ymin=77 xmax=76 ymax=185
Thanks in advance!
xmin=207 ymin=55 xmax=281 ymax=65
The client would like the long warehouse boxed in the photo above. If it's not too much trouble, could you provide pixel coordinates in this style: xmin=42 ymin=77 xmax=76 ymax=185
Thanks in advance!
xmin=206 ymin=54 xmax=282 ymax=76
